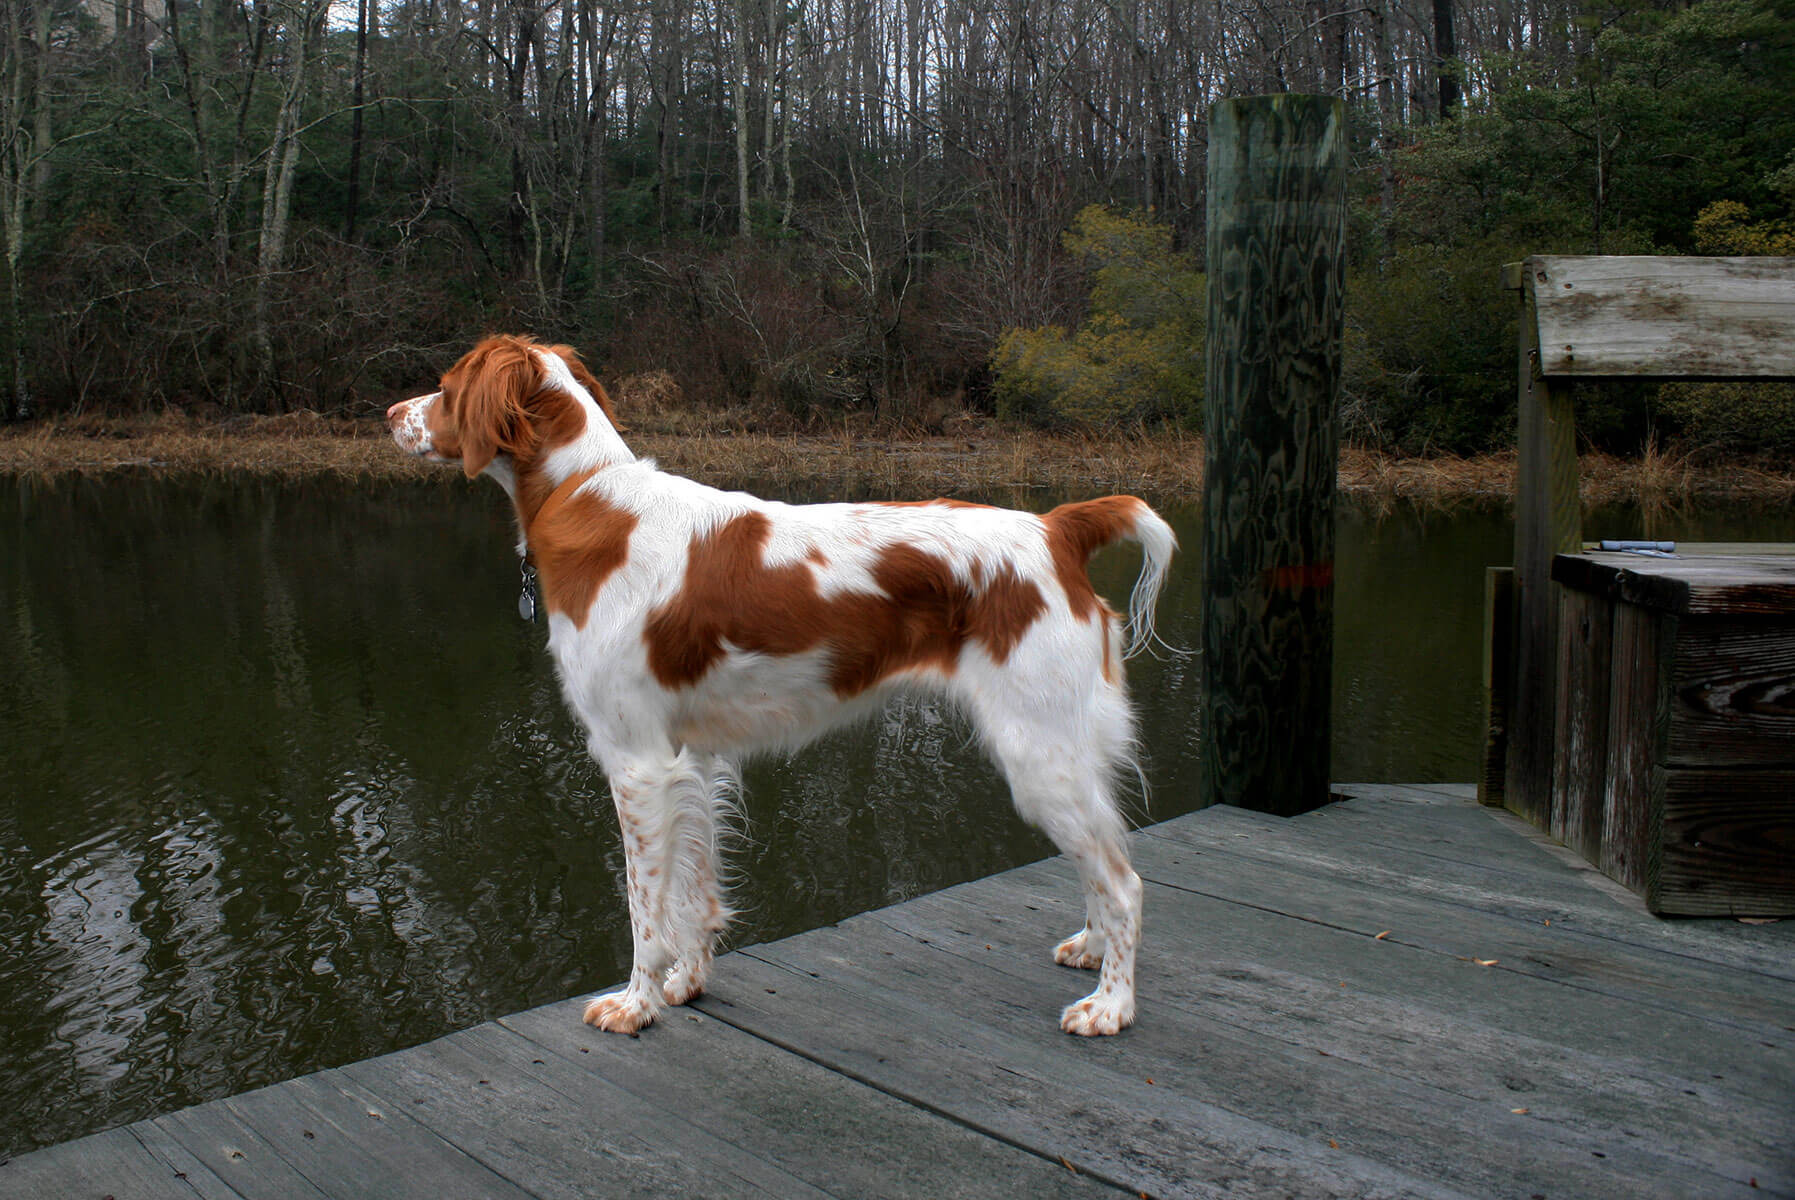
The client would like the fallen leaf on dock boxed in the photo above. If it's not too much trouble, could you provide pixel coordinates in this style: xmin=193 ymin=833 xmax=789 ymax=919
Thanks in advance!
xmin=1375 ymin=930 xmax=1390 ymax=940
xmin=1474 ymin=958 xmax=1499 ymax=967
xmin=1511 ymin=1107 xmax=1530 ymax=1115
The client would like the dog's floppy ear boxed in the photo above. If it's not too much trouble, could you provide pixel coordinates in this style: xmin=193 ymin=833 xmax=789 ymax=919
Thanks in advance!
xmin=445 ymin=337 xmax=541 ymax=478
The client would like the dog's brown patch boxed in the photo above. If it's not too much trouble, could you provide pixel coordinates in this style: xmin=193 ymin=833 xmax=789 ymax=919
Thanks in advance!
xmin=1041 ymin=496 xmax=1143 ymax=623
xmin=644 ymin=512 xmax=1046 ymax=695
xmin=531 ymin=480 xmax=638 ymax=628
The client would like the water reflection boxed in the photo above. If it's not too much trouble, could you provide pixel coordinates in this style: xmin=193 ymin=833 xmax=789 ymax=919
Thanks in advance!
xmin=3 ymin=473 xmax=1790 ymax=1156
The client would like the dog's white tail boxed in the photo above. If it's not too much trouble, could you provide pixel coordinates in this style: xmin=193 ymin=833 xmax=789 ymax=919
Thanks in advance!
xmin=1120 ymin=507 xmax=1176 ymax=660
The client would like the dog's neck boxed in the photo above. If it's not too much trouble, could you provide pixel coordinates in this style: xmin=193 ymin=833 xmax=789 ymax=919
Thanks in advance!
xmin=495 ymin=350 xmax=637 ymax=549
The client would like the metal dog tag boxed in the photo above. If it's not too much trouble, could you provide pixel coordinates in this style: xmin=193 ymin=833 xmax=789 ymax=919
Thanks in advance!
xmin=518 ymin=562 xmax=539 ymax=622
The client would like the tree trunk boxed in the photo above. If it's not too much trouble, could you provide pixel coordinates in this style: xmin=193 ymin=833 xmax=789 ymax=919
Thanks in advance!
xmin=252 ymin=0 xmax=325 ymax=402
xmin=2 ymin=0 xmax=36 ymax=417
xmin=506 ymin=2 xmax=533 ymax=268
xmin=30 ymin=0 xmax=50 ymax=204
xmin=579 ymin=0 xmax=618 ymax=269
xmin=651 ymin=0 xmax=681 ymax=233
xmin=731 ymin=0 xmax=752 ymax=238
xmin=343 ymin=0 xmax=369 ymax=241
xmin=1433 ymin=0 xmax=1459 ymax=119
xmin=1371 ymin=0 xmax=1399 ymax=261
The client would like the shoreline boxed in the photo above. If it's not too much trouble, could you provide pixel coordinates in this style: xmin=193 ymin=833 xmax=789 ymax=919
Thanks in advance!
xmin=3 ymin=412 xmax=1792 ymax=508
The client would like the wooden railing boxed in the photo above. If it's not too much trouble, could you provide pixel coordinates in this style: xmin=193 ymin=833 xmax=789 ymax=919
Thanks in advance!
xmin=1484 ymin=255 xmax=1795 ymax=825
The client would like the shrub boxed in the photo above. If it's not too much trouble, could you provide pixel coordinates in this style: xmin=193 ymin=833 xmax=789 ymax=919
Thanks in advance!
xmin=1649 ymin=192 xmax=1795 ymax=458
xmin=1692 ymin=200 xmax=1795 ymax=255
xmin=991 ymin=206 xmax=1203 ymax=429
xmin=1659 ymin=380 xmax=1795 ymax=457
xmin=1343 ymin=239 xmax=1521 ymax=453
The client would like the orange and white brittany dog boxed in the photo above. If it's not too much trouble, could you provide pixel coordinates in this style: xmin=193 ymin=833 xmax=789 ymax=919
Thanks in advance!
xmin=387 ymin=335 xmax=1174 ymax=1036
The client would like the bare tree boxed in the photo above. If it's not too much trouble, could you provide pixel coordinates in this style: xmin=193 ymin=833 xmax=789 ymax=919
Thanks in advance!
xmin=251 ymin=0 xmax=331 ymax=397
xmin=0 ymin=0 xmax=35 ymax=418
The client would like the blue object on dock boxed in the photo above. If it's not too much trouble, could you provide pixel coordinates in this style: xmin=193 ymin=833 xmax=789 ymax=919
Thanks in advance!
xmin=1596 ymin=539 xmax=1676 ymax=556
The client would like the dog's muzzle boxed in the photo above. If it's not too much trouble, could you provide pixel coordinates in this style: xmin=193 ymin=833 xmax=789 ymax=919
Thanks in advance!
xmin=387 ymin=395 xmax=435 ymax=456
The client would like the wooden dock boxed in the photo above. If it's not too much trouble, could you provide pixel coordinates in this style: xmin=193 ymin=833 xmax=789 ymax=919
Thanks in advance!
xmin=4 ymin=783 xmax=1791 ymax=1199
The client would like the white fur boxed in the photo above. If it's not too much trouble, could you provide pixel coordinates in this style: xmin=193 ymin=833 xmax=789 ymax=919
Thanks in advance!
xmin=387 ymin=348 xmax=1174 ymax=1036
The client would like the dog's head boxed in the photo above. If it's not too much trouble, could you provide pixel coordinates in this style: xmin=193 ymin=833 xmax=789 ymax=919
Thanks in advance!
xmin=387 ymin=335 xmax=624 ymax=480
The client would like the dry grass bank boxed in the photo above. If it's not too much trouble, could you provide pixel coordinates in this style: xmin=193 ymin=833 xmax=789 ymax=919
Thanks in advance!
xmin=3 ymin=408 xmax=1793 ymax=510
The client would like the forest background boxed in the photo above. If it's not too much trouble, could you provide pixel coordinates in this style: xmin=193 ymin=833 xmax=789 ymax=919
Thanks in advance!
xmin=2 ymin=0 xmax=1792 ymax=457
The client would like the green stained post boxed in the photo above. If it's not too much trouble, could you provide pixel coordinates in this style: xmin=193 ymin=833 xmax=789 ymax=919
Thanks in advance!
xmin=1201 ymin=95 xmax=1347 ymax=817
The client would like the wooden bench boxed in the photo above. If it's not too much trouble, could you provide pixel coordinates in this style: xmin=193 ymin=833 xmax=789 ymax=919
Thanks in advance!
xmin=1483 ymin=255 xmax=1795 ymax=912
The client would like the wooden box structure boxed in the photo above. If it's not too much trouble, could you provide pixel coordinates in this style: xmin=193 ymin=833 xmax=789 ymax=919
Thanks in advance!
xmin=1482 ymin=255 xmax=1795 ymax=911
xmin=1551 ymin=549 xmax=1795 ymax=914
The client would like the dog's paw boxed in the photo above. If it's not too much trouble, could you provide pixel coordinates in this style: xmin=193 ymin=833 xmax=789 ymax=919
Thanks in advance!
xmin=1053 ymin=929 xmax=1103 ymax=970
xmin=582 ymin=989 xmax=657 ymax=1034
xmin=1060 ymin=991 xmax=1134 ymax=1037
xmin=662 ymin=957 xmax=709 ymax=1006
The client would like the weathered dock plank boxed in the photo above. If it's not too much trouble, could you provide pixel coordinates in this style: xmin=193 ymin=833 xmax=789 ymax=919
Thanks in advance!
xmin=1172 ymin=793 xmax=1795 ymax=977
xmin=337 ymin=1022 xmax=835 ymax=1200
xmin=160 ymin=1070 xmax=534 ymax=1200
xmin=895 ymin=851 xmax=1788 ymax=1185
xmin=788 ymin=875 xmax=1773 ymax=1197
xmin=496 ymin=999 xmax=1118 ymax=1198
xmin=0 ymin=1126 xmax=240 ymax=1200
xmin=702 ymin=949 xmax=1450 ymax=1200
xmin=1136 ymin=817 xmax=1792 ymax=1035
xmin=4 ymin=786 xmax=1791 ymax=1200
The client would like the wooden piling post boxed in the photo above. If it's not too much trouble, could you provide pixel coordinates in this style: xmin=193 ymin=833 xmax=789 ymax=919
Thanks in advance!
xmin=1201 ymin=95 xmax=1347 ymax=817
xmin=1501 ymin=262 xmax=1581 ymax=827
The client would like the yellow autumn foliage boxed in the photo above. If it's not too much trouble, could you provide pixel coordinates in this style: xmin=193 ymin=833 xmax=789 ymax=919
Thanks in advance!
xmin=992 ymin=206 xmax=1204 ymax=429
xmin=1690 ymin=199 xmax=1795 ymax=255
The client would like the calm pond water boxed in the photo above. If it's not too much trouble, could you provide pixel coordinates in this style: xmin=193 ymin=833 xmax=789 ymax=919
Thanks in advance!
xmin=2 ymin=473 xmax=1791 ymax=1156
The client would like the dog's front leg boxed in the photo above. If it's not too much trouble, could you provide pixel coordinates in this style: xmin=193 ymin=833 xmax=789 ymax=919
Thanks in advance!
xmin=583 ymin=762 xmax=679 ymax=1034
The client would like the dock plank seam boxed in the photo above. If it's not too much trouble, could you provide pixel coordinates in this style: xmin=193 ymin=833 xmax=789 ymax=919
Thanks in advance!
xmin=124 ymin=1123 xmax=247 ymax=1200
xmin=211 ymin=1071 xmax=537 ymax=1200
xmin=870 ymin=872 xmax=1795 ymax=1167
xmin=705 ymin=948 xmax=1466 ymax=1200
xmin=690 ymin=950 xmax=1147 ymax=1198
xmin=1132 ymin=851 xmax=1795 ymax=1041
xmin=1140 ymin=819 xmax=1795 ymax=985
xmin=481 ymin=1018 xmax=856 ymax=1199
xmin=747 ymin=901 xmax=1757 ymax=1197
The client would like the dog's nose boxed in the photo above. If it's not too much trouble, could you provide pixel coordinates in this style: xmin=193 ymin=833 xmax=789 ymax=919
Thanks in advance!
xmin=386 ymin=399 xmax=409 ymax=426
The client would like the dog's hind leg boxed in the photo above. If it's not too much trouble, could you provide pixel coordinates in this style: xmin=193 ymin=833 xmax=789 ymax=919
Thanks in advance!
xmin=661 ymin=753 xmax=737 ymax=1006
xmin=978 ymin=698 xmax=1142 ymax=1036
xmin=1029 ymin=773 xmax=1141 ymax=1036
